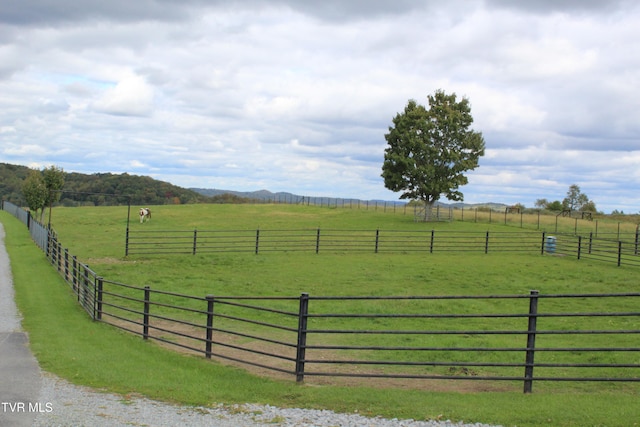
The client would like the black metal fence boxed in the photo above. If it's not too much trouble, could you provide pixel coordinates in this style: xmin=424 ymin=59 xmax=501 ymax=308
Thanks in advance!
xmin=125 ymin=228 xmax=545 ymax=256
xmin=87 ymin=282 xmax=640 ymax=393
xmin=48 ymin=235 xmax=99 ymax=317
xmin=2 ymin=200 xmax=97 ymax=317
xmin=2 ymin=201 xmax=49 ymax=253
xmin=3 ymin=201 xmax=640 ymax=393
xmin=125 ymin=227 xmax=640 ymax=267
xmin=550 ymin=233 xmax=640 ymax=267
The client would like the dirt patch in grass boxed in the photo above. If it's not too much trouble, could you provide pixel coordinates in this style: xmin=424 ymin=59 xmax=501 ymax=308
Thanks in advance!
xmin=105 ymin=316 xmax=514 ymax=393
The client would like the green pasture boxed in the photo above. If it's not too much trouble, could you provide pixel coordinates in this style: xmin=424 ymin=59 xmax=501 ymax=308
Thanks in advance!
xmin=42 ymin=204 xmax=640 ymax=385
xmin=3 ymin=205 xmax=640 ymax=426
xmin=45 ymin=203 xmax=639 ymax=259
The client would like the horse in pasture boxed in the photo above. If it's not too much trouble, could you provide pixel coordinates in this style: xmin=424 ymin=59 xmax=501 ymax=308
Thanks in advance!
xmin=139 ymin=208 xmax=151 ymax=223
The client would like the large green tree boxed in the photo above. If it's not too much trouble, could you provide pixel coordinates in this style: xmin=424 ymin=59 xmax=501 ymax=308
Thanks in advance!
xmin=382 ymin=90 xmax=485 ymax=220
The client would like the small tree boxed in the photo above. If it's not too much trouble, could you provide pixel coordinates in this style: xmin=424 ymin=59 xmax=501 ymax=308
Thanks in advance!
xmin=563 ymin=184 xmax=590 ymax=211
xmin=42 ymin=165 xmax=65 ymax=210
xmin=534 ymin=199 xmax=548 ymax=209
xmin=382 ymin=90 xmax=485 ymax=221
xmin=22 ymin=170 xmax=48 ymax=219
xmin=21 ymin=165 xmax=65 ymax=221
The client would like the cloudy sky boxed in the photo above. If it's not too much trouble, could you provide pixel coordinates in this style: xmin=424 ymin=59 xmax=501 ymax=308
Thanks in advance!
xmin=1 ymin=1 xmax=639 ymax=212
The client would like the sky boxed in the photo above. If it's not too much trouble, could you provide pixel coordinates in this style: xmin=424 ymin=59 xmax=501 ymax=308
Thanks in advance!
xmin=1 ymin=1 xmax=639 ymax=213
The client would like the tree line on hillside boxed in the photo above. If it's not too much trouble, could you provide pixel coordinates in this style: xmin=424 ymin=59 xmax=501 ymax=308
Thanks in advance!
xmin=0 ymin=163 xmax=253 ymax=212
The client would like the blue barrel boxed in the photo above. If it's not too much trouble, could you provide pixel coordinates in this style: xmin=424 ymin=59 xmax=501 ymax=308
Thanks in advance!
xmin=545 ymin=236 xmax=556 ymax=254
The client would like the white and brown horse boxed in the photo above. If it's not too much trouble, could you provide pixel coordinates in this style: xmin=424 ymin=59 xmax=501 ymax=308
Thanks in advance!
xmin=139 ymin=208 xmax=151 ymax=223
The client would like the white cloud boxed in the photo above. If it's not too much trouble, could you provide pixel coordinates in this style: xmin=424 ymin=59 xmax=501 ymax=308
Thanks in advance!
xmin=92 ymin=73 xmax=154 ymax=116
xmin=1 ymin=0 xmax=640 ymax=212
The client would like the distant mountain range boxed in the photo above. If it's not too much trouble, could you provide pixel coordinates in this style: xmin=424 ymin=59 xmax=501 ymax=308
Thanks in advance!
xmin=190 ymin=187 xmax=508 ymax=211
xmin=0 ymin=162 xmax=508 ymax=210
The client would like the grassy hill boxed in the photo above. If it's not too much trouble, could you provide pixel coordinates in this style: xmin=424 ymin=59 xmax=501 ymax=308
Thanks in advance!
xmin=0 ymin=162 xmax=251 ymax=206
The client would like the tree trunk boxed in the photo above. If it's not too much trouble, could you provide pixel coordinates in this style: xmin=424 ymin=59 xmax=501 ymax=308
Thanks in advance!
xmin=422 ymin=200 xmax=436 ymax=222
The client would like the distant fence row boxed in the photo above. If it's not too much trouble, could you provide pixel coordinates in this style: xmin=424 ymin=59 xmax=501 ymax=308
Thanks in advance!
xmin=2 ymin=200 xmax=640 ymax=393
xmin=125 ymin=227 xmax=640 ymax=267
xmin=244 ymin=196 xmax=638 ymax=237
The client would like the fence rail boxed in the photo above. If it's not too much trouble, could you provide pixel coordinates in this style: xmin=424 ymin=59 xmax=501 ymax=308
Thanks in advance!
xmin=126 ymin=227 xmax=640 ymax=267
xmin=3 ymin=201 xmax=640 ymax=393
xmin=126 ymin=228 xmax=545 ymax=256
xmin=91 ymin=283 xmax=640 ymax=393
xmin=550 ymin=233 xmax=640 ymax=267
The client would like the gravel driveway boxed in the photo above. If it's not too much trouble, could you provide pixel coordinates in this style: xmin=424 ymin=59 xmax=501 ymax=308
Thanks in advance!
xmin=0 ymin=222 xmax=499 ymax=427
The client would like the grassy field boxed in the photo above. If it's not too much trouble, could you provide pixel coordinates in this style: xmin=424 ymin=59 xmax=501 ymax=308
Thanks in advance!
xmin=3 ymin=205 xmax=640 ymax=426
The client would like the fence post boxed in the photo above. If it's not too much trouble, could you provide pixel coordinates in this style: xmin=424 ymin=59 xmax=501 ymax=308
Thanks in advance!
xmin=635 ymin=226 xmax=639 ymax=255
xmin=125 ymin=227 xmax=129 ymax=256
xmin=72 ymin=256 xmax=78 ymax=292
xmin=577 ymin=236 xmax=582 ymax=260
xmin=589 ymin=232 xmax=593 ymax=254
xmin=47 ymin=229 xmax=54 ymax=260
xmin=78 ymin=265 xmax=85 ymax=302
xmin=95 ymin=277 xmax=103 ymax=320
xmin=49 ymin=234 xmax=56 ymax=264
xmin=79 ymin=265 xmax=85 ymax=304
xmin=55 ymin=241 xmax=61 ymax=272
xmin=192 ymin=229 xmax=198 ymax=255
xmin=618 ymin=241 xmax=622 ymax=267
xmin=58 ymin=241 xmax=63 ymax=272
xmin=64 ymin=248 xmax=70 ymax=281
xmin=540 ymin=232 xmax=546 ymax=255
xmin=295 ymin=292 xmax=310 ymax=382
xmin=375 ymin=229 xmax=379 ymax=253
xmin=315 ymin=228 xmax=320 ymax=254
xmin=255 ymin=229 xmax=260 ymax=254
xmin=485 ymin=231 xmax=489 ymax=254
xmin=430 ymin=230 xmax=435 ymax=253
xmin=523 ymin=290 xmax=539 ymax=393
xmin=205 ymin=295 xmax=215 ymax=359
xmin=143 ymin=286 xmax=150 ymax=340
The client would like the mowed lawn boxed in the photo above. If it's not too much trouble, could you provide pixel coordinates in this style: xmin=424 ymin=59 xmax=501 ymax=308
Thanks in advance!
xmin=4 ymin=204 xmax=640 ymax=427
